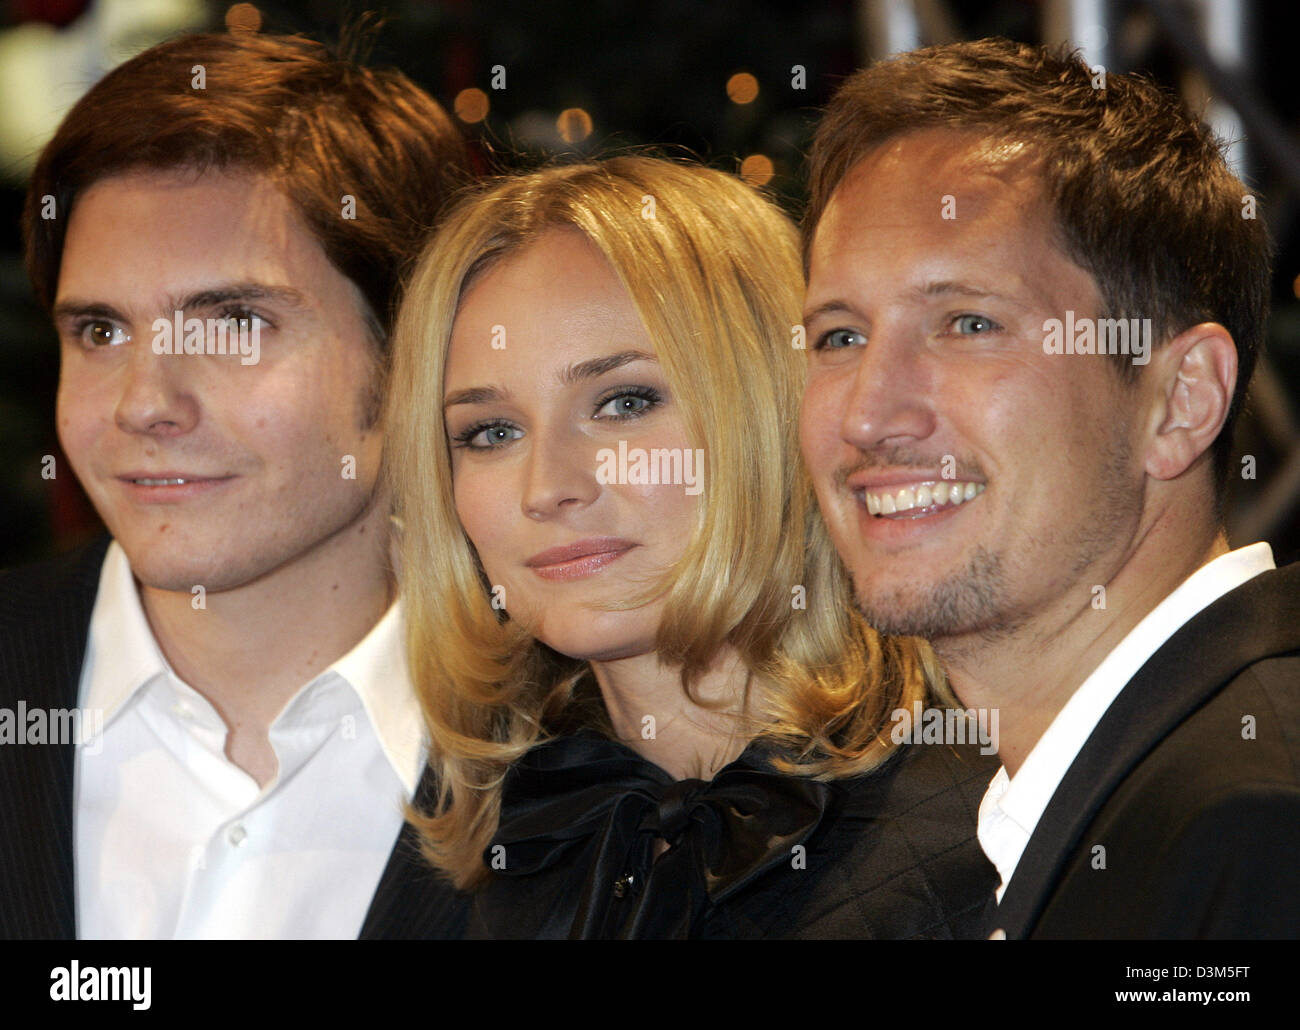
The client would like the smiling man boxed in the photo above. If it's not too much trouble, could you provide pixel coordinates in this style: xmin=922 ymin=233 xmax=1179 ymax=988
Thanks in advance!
xmin=800 ymin=39 xmax=1300 ymax=938
xmin=0 ymin=29 xmax=471 ymax=939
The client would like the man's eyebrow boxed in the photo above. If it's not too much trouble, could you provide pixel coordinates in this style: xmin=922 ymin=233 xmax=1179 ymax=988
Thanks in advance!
xmin=167 ymin=282 xmax=310 ymax=312
xmin=802 ymin=300 xmax=864 ymax=325
xmin=52 ymin=283 xmax=311 ymax=324
xmin=908 ymin=279 xmax=1010 ymax=302
xmin=803 ymin=282 xmax=1017 ymax=324
xmin=443 ymin=350 xmax=658 ymax=410
xmin=51 ymin=300 xmax=128 ymax=323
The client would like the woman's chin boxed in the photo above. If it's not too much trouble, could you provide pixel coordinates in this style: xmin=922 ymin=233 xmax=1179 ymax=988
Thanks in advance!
xmin=535 ymin=628 xmax=658 ymax=665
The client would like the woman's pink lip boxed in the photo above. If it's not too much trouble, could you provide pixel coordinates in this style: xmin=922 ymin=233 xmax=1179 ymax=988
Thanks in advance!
xmin=527 ymin=543 xmax=637 ymax=582
xmin=525 ymin=538 xmax=636 ymax=567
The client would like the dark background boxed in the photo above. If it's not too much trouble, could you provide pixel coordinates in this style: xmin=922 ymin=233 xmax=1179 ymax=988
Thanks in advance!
xmin=2 ymin=0 xmax=1298 ymax=566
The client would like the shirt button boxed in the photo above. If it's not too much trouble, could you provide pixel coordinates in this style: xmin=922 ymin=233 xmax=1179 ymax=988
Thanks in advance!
xmin=613 ymin=873 xmax=635 ymax=898
xmin=227 ymin=824 xmax=248 ymax=847
xmin=172 ymin=702 xmax=193 ymax=719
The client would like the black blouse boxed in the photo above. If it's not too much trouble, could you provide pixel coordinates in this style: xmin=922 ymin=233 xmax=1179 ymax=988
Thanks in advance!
xmin=466 ymin=731 xmax=1000 ymax=938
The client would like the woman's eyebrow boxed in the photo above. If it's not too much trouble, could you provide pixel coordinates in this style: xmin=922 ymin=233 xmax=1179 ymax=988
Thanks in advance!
xmin=444 ymin=350 xmax=659 ymax=409
xmin=444 ymin=385 xmax=508 ymax=409
xmin=559 ymin=349 xmax=657 ymax=385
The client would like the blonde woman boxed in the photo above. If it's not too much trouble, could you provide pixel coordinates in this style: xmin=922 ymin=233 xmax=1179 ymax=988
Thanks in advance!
xmin=386 ymin=156 xmax=998 ymax=938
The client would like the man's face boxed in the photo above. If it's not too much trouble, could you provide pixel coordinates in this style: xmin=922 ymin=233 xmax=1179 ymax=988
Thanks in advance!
xmin=54 ymin=168 xmax=385 ymax=594
xmin=801 ymin=130 xmax=1144 ymax=644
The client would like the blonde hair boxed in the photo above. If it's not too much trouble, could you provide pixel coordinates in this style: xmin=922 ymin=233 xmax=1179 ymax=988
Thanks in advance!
xmin=385 ymin=156 xmax=949 ymax=888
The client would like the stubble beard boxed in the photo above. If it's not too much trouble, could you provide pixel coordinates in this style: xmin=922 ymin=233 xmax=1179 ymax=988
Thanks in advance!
xmin=848 ymin=417 xmax=1138 ymax=650
xmin=851 ymin=542 xmax=1026 ymax=647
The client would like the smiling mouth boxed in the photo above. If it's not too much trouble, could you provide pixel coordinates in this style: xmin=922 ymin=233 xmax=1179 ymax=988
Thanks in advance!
xmin=120 ymin=473 xmax=234 ymax=485
xmin=859 ymin=480 xmax=986 ymax=518
xmin=116 ymin=475 xmax=237 ymax=502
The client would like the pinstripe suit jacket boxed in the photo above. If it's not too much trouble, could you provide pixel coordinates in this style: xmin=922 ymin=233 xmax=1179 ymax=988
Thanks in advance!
xmin=0 ymin=537 xmax=467 ymax=939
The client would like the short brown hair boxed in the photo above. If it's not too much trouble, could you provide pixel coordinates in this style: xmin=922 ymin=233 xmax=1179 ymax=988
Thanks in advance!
xmin=23 ymin=29 xmax=471 ymax=349
xmin=805 ymin=38 xmax=1273 ymax=499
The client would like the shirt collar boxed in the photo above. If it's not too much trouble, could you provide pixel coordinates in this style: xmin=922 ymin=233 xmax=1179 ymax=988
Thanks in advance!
xmin=324 ymin=599 xmax=424 ymax=795
xmin=80 ymin=540 xmax=170 ymax=727
xmin=978 ymin=541 xmax=1276 ymax=899
xmin=80 ymin=540 xmax=424 ymax=795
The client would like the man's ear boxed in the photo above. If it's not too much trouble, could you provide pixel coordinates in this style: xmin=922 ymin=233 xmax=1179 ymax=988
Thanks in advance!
xmin=1144 ymin=322 xmax=1237 ymax=481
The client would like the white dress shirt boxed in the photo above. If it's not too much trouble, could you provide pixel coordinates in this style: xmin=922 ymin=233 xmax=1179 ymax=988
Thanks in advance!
xmin=977 ymin=542 xmax=1275 ymax=904
xmin=74 ymin=541 xmax=424 ymax=939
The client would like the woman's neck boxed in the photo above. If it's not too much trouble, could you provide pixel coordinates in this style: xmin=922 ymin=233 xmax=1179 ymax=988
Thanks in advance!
xmin=589 ymin=647 xmax=752 ymax=780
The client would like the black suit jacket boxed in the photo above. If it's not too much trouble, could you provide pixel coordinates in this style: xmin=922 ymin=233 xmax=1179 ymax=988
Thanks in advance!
xmin=992 ymin=561 xmax=1300 ymax=939
xmin=0 ymin=538 xmax=467 ymax=939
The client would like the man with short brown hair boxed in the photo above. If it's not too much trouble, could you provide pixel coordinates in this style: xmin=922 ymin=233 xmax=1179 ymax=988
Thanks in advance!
xmin=1 ymin=28 xmax=471 ymax=939
xmin=800 ymin=38 xmax=1299 ymax=938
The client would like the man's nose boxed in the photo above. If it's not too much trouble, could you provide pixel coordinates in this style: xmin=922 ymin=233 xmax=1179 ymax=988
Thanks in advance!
xmin=114 ymin=337 xmax=200 ymax=437
xmin=837 ymin=324 xmax=937 ymax=453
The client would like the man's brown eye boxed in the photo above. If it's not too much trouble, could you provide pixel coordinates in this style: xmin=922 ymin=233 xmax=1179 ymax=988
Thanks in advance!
xmin=85 ymin=321 xmax=128 ymax=346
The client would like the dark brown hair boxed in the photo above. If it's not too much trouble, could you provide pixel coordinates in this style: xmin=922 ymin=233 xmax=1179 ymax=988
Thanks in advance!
xmin=23 ymin=29 xmax=471 ymax=352
xmin=805 ymin=38 xmax=1273 ymax=499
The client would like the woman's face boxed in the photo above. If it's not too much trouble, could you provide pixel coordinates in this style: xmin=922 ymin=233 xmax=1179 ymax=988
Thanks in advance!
xmin=443 ymin=229 xmax=701 ymax=661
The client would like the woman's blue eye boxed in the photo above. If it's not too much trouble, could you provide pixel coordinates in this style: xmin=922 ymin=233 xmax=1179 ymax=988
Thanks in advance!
xmin=598 ymin=394 xmax=649 ymax=417
xmin=455 ymin=423 xmax=523 ymax=450
xmin=595 ymin=387 xmax=661 ymax=420
xmin=816 ymin=328 xmax=865 ymax=350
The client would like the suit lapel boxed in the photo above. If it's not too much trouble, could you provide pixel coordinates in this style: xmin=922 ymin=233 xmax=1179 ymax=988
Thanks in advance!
xmin=995 ymin=563 xmax=1300 ymax=938
xmin=358 ymin=767 xmax=470 ymax=939
xmin=0 ymin=537 xmax=108 ymax=939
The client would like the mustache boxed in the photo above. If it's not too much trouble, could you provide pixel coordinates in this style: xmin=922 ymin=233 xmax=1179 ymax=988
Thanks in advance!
xmin=832 ymin=448 xmax=985 ymax=490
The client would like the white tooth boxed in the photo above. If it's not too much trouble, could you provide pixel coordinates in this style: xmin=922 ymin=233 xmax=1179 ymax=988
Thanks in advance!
xmin=950 ymin=485 xmax=965 ymax=505
xmin=933 ymin=482 xmax=950 ymax=505
xmin=881 ymin=493 xmax=897 ymax=514
xmin=964 ymin=482 xmax=977 ymax=501
xmin=866 ymin=492 xmax=881 ymax=515
xmin=915 ymin=484 xmax=933 ymax=508
xmin=895 ymin=487 xmax=916 ymax=512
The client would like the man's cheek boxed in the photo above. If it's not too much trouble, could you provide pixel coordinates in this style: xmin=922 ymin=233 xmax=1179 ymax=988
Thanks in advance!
xmin=803 ymin=390 xmax=842 ymax=449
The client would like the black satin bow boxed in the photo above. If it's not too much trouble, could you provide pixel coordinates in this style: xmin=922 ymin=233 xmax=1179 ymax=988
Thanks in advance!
xmin=485 ymin=731 xmax=833 ymax=939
